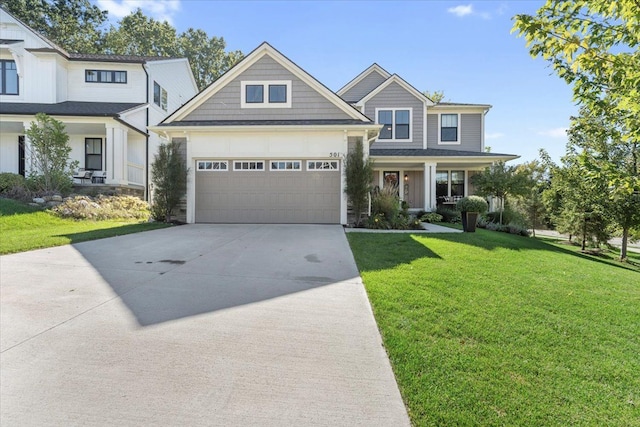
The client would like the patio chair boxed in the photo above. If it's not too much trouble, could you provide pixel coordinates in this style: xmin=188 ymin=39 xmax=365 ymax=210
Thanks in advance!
xmin=91 ymin=171 xmax=107 ymax=184
xmin=73 ymin=169 xmax=93 ymax=184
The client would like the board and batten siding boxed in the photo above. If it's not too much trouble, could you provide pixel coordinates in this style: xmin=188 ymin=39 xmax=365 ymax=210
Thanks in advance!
xmin=426 ymin=113 xmax=483 ymax=152
xmin=366 ymin=82 xmax=424 ymax=150
xmin=184 ymin=56 xmax=353 ymax=121
xmin=340 ymin=70 xmax=388 ymax=103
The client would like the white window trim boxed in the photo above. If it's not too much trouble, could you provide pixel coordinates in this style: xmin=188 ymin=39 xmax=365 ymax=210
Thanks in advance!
xmin=241 ymin=80 xmax=292 ymax=109
xmin=375 ymin=107 xmax=413 ymax=142
xmin=438 ymin=113 xmax=461 ymax=145
xmin=197 ymin=160 xmax=228 ymax=171
xmin=270 ymin=160 xmax=302 ymax=171
xmin=233 ymin=160 xmax=265 ymax=171
xmin=307 ymin=160 xmax=340 ymax=171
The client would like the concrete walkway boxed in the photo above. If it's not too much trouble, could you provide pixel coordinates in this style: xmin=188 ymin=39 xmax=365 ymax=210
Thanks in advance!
xmin=345 ymin=222 xmax=462 ymax=233
xmin=1 ymin=225 xmax=410 ymax=426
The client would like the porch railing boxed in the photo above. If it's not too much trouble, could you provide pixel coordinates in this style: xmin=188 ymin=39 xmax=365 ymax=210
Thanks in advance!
xmin=127 ymin=162 xmax=144 ymax=185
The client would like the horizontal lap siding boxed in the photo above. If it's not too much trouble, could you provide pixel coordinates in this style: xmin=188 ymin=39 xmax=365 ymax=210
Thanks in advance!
xmin=427 ymin=113 xmax=482 ymax=151
xmin=340 ymin=71 xmax=388 ymax=103
xmin=366 ymin=82 xmax=424 ymax=149
xmin=184 ymin=56 xmax=352 ymax=121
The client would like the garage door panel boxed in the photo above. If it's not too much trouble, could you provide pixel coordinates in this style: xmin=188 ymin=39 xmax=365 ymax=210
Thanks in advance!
xmin=195 ymin=163 xmax=340 ymax=223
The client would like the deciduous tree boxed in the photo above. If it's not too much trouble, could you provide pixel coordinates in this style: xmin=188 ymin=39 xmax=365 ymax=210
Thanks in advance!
xmin=471 ymin=161 xmax=527 ymax=224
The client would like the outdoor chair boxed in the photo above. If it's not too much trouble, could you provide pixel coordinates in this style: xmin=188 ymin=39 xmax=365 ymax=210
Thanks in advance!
xmin=73 ymin=169 xmax=93 ymax=184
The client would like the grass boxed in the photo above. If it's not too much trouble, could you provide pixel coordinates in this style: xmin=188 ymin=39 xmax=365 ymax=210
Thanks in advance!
xmin=347 ymin=229 xmax=640 ymax=426
xmin=0 ymin=198 xmax=169 ymax=255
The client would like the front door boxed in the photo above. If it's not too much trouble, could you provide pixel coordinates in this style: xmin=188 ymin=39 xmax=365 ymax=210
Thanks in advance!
xmin=383 ymin=171 xmax=400 ymax=195
xmin=18 ymin=136 xmax=25 ymax=176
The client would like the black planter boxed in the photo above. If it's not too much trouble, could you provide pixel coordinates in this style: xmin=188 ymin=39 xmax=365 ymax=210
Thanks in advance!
xmin=461 ymin=211 xmax=479 ymax=232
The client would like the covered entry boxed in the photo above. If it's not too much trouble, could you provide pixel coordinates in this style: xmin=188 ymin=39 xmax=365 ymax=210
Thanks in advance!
xmin=194 ymin=160 xmax=341 ymax=224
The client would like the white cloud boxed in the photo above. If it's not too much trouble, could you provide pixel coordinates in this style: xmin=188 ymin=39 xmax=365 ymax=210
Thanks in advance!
xmin=538 ymin=127 xmax=568 ymax=138
xmin=447 ymin=4 xmax=473 ymax=17
xmin=485 ymin=132 xmax=505 ymax=140
xmin=97 ymin=0 xmax=181 ymax=24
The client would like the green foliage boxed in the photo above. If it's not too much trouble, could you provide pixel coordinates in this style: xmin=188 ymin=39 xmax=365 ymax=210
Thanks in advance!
xmin=370 ymin=185 xmax=399 ymax=222
xmin=367 ymin=213 xmax=387 ymax=229
xmin=0 ymin=173 xmax=27 ymax=194
xmin=1 ymin=0 xmax=108 ymax=53
xmin=151 ymin=140 xmax=188 ymax=223
xmin=420 ymin=212 xmax=443 ymax=223
xmin=25 ymin=113 xmax=78 ymax=194
xmin=436 ymin=207 xmax=461 ymax=223
xmin=455 ymin=195 xmax=488 ymax=213
xmin=422 ymin=89 xmax=446 ymax=103
xmin=344 ymin=140 xmax=374 ymax=227
xmin=52 ymin=195 xmax=150 ymax=220
xmin=484 ymin=207 xmax=526 ymax=227
xmin=471 ymin=161 xmax=528 ymax=224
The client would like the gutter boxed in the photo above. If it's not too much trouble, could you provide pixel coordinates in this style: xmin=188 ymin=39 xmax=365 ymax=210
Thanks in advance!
xmin=143 ymin=63 xmax=150 ymax=202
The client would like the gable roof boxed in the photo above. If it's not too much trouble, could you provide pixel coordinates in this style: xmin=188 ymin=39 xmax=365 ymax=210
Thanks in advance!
xmin=336 ymin=63 xmax=391 ymax=98
xmin=356 ymin=74 xmax=435 ymax=107
xmin=163 ymin=42 xmax=372 ymax=124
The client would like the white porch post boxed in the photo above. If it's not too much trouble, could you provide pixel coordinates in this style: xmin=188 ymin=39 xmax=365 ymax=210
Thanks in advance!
xmin=424 ymin=162 xmax=437 ymax=211
xmin=184 ymin=135 xmax=196 ymax=224
xmin=105 ymin=124 xmax=128 ymax=185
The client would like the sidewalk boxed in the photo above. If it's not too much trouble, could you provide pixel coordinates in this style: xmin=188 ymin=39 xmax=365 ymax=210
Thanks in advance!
xmin=534 ymin=229 xmax=640 ymax=254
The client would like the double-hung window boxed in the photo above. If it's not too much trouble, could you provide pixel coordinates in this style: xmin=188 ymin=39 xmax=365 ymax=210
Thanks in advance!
xmin=241 ymin=81 xmax=291 ymax=108
xmin=85 ymin=138 xmax=102 ymax=170
xmin=376 ymin=108 xmax=411 ymax=141
xmin=440 ymin=114 xmax=459 ymax=143
xmin=1 ymin=60 xmax=18 ymax=95
xmin=154 ymin=81 xmax=168 ymax=111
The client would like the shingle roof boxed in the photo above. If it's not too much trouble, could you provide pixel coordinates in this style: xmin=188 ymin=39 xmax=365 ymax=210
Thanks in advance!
xmin=0 ymin=101 xmax=145 ymax=116
xmin=68 ymin=53 xmax=175 ymax=63
xmin=158 ymin=119 xmax=375 ymax=127
xmin=370 ymin=148 xmax=518 ymax=158
xmin=435 ymin=102 xmax=491 ymax=107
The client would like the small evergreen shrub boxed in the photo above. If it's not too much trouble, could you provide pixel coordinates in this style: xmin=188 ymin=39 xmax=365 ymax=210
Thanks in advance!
xmin=421 ymin=212 xmax=443 ymax=223
xmin=455 ymin=196 xmax=488 ymax=213
xmin=436 ymin=207 xmax=461 ymax=223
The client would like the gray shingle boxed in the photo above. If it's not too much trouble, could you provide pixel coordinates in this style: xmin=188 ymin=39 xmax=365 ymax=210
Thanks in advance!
xmin=158 ymin=119 xmax=374 ymax=127
xmin=0 ymin=101 xmax=145 ymax=116
xmin=370 ymin=148 xmax=518 ymax=157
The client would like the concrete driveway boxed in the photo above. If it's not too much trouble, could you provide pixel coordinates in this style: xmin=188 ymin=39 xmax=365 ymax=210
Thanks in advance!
xmin=1 ymin=225 xmax=409 ymax=426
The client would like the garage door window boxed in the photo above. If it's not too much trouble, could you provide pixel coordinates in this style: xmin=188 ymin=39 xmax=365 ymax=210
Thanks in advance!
xmin=197 ymin=160 xmax=228 ymax=171
xmin=234 ymin=161 xmax=265 ymax=171
xmin=308 ymin=161 xmax=339 ymax=171
xmin=270 ymin=161 xmax=301 ymax=171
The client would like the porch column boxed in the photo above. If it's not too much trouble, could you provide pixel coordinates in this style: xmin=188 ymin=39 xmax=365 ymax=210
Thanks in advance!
xmin=105 ymin=124 xmax=128 ymax=185
xmin=22 ymin=121 xmax=34 ymax=175
xmin=423 ymin=162 xmax=437 ymax=211
xmin=183 ymin=135 xmax=196 ymax=224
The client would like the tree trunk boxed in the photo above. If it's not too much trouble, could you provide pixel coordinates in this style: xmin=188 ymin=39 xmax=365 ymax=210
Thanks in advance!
xmin=581 ymin=216 xmax=587 ymax=251
xmin=620 ymin=226 xmax=629 ymax=261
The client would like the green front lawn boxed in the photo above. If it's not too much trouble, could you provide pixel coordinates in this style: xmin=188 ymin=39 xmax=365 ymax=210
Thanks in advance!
xmin=347 ymin=230 xmax=639 ymax=426
xmin=0 ymin=198 xmax=168 ymax=255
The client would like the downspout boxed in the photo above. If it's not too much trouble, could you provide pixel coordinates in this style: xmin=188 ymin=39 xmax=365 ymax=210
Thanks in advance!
xmin=143 ymin=63 xmax=150 ymax=201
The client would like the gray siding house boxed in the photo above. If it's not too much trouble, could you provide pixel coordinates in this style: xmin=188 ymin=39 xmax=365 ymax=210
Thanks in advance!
xmin=151 ymin=42 xmax=517 ymax=224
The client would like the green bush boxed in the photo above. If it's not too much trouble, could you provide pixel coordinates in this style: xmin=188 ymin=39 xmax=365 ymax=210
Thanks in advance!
xmin=436 ymin=207 xmax=461 ymax=223
xmin=456 ymin=195 xmax=489 ymax=213
xmin=421 ymin=212 xmax=444 ymax=223
xmin=0 ymin=173 xmax=26 ymax=193
xmin=371 ymin=186 xmax=400 ymax=221
xmin=484 ymin=207 xmax=527 ymax=226
xmin=367 ymin=213 xmax=388 ymax=229
xmin=52 ymin=195 xmax=150 ymax=220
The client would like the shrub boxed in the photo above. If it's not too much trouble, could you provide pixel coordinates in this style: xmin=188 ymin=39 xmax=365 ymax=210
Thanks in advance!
xmin=506 ymin=222 xmax=531 ymax=237
xmin=484 ymin=207 xmax=526 ymax=226
xmin=408 ymin=217 xmax=424 ymax=230
xmin=371 ymin=185 xmax=400 ymax=221
xmin=367 ymin=213 xmax=388 ymax=229
xmin=53 ymin=195 xmax=150 ymax=220
xmin=421 ymin=212 xmax=444 ymax=223
xmin=456 ymin=195 xmax=489 ymax=213
xmin=0 ymin=173 xmax=32 ymax=201
xmin=436 ymin=207 xmax=461 ymax=223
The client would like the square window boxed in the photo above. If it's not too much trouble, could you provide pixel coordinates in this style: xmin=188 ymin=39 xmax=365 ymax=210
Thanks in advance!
xmin=269 ymin=85 xmax=287 ymax=103
xmin=85 ymin=70 xmax=98 ymax=82
xmin=246 ymin=85 xmax=264 ymax=103
xmin=100 ymin=71 xmax=112 ymax=83
xmin=114 ymin=71 xmax=127 ymax=83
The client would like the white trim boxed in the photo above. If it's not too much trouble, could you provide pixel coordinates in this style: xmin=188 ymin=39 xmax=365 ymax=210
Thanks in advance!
xmin=241 ymin=80 xmax=292 ymax=109
xmin=375 ymin=107 xmax=413 ymax=143
xmin=269 ymin=160 xmax=301 ymax=171
xmin=233 ymin=160 xmax=265 ymax=171
xmin=438 ymin=113 xmax=461 ymax=145
xmin=165 ymin=43 xmax=371 ymax=123
xmin=423 ymin=101 xmax=428 ymax=149
xmin=307 ymin=160 xmax=339 ymax=171
xmin=196 ymin=160 xmax=228 ymax=171
xmin=356 ymin=74 xmax=434 ymax=107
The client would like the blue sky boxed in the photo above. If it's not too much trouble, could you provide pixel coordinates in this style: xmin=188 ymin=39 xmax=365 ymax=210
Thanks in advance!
xmin=96 ymin=0 xmax=577 ymax=164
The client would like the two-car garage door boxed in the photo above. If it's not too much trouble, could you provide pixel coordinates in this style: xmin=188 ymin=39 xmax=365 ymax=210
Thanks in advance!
xmin=195 ymin=160 xmax=341 ymax=224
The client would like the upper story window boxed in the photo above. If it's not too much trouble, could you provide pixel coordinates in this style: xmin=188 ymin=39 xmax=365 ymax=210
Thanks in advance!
xmin=1 ymin=60 xmax=19 ymax=95
xmin=154 ymin=81 xmax=168 ymax=111
xmin=85 ymin=70 xmax=127 ymax=84
xmin=376 ymin=108 xmax=412 ymax=141
xmin=440 ymin=114 xmax=459 ymax=143
xmin=241 ymin=80 xmax=292 ymax=108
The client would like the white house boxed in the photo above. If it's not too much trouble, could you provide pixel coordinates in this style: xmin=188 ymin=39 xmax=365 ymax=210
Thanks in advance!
xmin=150 ymin=42 xmax=518 ymax=224
xmin=0 ymin=6 xmax=198 ymax=197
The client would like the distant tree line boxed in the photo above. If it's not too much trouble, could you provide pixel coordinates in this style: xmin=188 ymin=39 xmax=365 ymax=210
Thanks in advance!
xmin=1 ymin=0 xmax=243 ymax=90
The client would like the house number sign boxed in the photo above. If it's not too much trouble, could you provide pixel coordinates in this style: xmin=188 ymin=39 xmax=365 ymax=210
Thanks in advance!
xmin=329 ymin=152 xmax=344 ymax=158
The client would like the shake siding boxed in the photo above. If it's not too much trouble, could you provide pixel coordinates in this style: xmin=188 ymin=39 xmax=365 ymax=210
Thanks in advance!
xmin=340 ymin=71 xmax=388 ymax=102
xmin=366 ymin=82 xmax=424 ymax=149
xmin=184 ymin=56 xmax=353 ymax=121
xmin=427 ymin=112 xmax=483 ymax=152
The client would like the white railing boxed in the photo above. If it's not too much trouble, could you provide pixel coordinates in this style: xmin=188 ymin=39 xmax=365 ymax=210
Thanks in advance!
xmin=127 ymin=162 xmax=144 ymax=185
